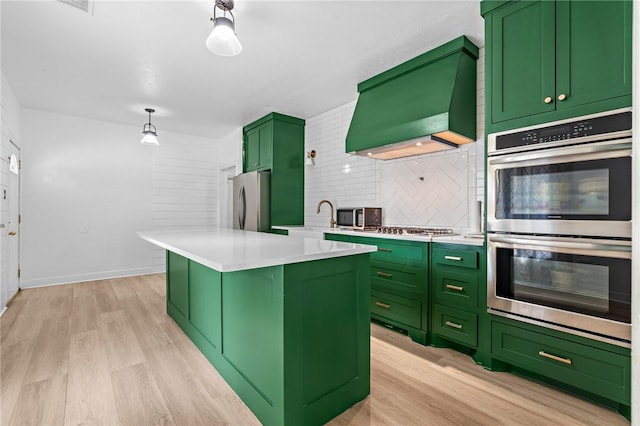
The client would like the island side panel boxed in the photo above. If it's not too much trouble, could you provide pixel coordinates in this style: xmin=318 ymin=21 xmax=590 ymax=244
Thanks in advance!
xmin=282 ymin=253 xmax=371 ymax=425
xmin=220 ymin=266 xmax=286 ymax=425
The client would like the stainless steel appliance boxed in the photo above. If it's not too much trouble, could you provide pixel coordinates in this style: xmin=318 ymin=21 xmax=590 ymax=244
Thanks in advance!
xmin=487 ymin=108 xmax=632 ymax=238
xmin=336 ymin=207 xmax=382 ymax=230
xmin=232 ymin=171 xmax=270 ymax=232
xmin=487 ymin=109 xmax=633 ymax=347
xmin=487 ymin=234 xmax=631 ymax=345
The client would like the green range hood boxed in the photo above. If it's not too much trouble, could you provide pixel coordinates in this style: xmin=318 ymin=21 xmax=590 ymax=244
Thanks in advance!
xmin=346 ymin=36 xmax=479 ymax=160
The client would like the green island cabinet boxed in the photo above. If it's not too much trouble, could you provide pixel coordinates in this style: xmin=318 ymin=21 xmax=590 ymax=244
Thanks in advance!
xmin=243 ymin=113 xmax=305 ymax=227
xmin=325 ymin=233 xmax=429 ymax=344
xmin=166 ymin=250 xmax=371 ymax=426
xmin=430 ymin=243 xmax=491 ymax=365
xmin=481 ymin=0 xmax=632 ymax=133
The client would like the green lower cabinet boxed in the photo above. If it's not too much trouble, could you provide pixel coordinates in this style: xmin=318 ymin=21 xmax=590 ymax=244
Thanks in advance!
xmin=325 ymin=233 xmax=428 ymax=344
xmin=491 ymin=317 xmax=630 ymax=419
xmin=371 ymin=290 xmax=422 ymax=330
xmin=431 ymin=304 xmax=477 ymax=348
xmin=166 ymin=250 xmax=371 ymax=426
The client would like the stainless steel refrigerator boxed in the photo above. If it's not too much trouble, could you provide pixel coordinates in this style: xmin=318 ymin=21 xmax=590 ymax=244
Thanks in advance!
xmin=232 ymin=170 xmax=270 ymax=231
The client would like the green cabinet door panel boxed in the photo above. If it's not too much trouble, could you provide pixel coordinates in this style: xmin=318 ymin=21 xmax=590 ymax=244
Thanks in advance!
xmin=189 ymin=261 xmax=221 ymax=350
xmin=222 ymin=267 xmax=284 ymax=407
xmin=165 ymin=250 xmax=370 ymax=426
xmin=492 ymin=320 xmax=631 ymax=405
xmin=167 ymin=251 xmax=189 ymax=318
xmin=244 ymin=128 xmax=261 ymax=172
xmin=433 ymin=268 xmax=479 ymax=310
xmin=258 ymin=123 xmax=273 ymax=169
xmin=555 ymin=1 xmax=632 ymax=111
xmin=432 ymin=304 xmax=478 ymax=348
xmin=490 ymin=0 xmax=555 ymax=123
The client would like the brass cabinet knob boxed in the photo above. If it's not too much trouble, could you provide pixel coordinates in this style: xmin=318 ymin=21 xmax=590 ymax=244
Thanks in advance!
xmin=558 ymin=93 xmax=567 ymax=101
xmin=544 ymin=96 xmax=553 ymax=104
xmin=8 ymin=231 xmax=16 ymax=236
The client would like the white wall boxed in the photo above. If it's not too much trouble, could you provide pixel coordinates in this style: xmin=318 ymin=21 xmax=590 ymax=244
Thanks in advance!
xmin=304 ymin=48 xmax=486 ymax=232
xmin=20 ymin=109 xmax=218 ymax=288
xmin=0 ymin=73 xmax=22 ymax=311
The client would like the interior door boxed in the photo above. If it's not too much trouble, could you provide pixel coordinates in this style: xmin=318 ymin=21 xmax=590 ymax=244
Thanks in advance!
xmin=5 ymin=140 xmax=21 ymax=301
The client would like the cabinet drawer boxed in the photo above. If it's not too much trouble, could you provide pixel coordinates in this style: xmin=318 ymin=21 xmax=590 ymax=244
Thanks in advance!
xmin=370 ymin=262 xmax=424 ymax=296
xmin=492 ymin=322 xmax=630 ymax=404
xmin=372 ymin=240 xmax=426 ymax=264
xmin=432 ymin=305 xmax=477 ymax=347
xmin=432 ymin=247 xmax=478 ymax=269
xmin=433 ymin=268 xmax=478 ymax=309
xmin=371 ymin=291 xmax=421 ymax=329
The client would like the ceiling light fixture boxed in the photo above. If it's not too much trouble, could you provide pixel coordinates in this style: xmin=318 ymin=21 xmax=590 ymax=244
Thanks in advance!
xmin=206 ymin=0 xmax=242 ymax=57
xmin=140 ymin=108 xmax=159 ymax=146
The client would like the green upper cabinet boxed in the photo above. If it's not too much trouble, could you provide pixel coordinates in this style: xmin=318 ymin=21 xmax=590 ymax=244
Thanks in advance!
xmin=244 ymin=122 xmax=273 ymax=172
xmin=482 ymin=0 xmax=632 ymax=133
xmin=243 ymin=113 xmax=305 ymax=227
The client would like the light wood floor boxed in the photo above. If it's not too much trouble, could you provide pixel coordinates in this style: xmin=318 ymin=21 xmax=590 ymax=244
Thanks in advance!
xmin=0 ymin=274 xmax=629 ymax=426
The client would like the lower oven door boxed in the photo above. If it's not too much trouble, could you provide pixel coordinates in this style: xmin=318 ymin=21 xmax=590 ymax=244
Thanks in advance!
xmin=487 ymin=234 xmax=631 ymax=345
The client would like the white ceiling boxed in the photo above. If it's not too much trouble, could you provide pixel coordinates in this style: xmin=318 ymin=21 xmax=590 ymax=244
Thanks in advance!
xmin=2 ymin=0 xmax=484 ymax=139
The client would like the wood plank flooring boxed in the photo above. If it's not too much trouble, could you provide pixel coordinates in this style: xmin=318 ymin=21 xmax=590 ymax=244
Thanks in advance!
xmin=0 ymin=274 xmax=628 ymax=425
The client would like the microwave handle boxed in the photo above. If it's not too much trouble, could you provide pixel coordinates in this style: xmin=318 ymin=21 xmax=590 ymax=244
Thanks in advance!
xmin=488 ymin=139 xmax=632 ymax=166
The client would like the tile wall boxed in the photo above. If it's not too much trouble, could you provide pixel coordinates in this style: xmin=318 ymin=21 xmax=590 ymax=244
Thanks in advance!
xmin=305 ymin=48 xmax=485 ymax=232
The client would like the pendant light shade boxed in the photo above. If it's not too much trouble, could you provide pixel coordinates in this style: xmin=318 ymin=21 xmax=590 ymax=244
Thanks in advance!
xmin=140 ymin=108 xmax=159 ymax=146
xmin=207 ymin=0 xmax=242 ymax=56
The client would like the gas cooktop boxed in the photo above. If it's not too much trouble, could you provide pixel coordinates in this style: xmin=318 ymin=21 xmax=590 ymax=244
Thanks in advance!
xmin=359 ymin=226 xmax=457 ymax=236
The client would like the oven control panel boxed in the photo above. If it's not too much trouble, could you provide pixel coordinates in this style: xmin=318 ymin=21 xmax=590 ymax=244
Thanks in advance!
xmin=495 ymin=111 xmax=632 ymax=151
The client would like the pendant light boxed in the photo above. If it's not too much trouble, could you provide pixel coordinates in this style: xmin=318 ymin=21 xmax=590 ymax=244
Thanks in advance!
xmin=140 ymin=108 xmax=159 ymax=146
xmin=206 ymin=0 xmax=242 ymax=56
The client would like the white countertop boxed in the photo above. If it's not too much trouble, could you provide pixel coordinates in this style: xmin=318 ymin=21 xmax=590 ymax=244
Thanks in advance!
xmin=138 ymin=228 xmax=377 ymax=272
xmin=272 ymin=226 xmax=485 ymax=247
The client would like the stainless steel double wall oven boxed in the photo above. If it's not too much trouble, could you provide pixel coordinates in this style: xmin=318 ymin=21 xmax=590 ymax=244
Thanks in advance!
xmin=487 ymin=109 xmax=632 ymax=346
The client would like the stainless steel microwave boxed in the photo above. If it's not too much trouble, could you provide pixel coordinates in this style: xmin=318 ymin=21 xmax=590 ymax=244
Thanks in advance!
xmin=336 ymin=207 xmax=382 ymax=230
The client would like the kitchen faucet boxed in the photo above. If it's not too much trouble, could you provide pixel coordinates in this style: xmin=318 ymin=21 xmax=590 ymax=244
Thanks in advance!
xmin=316 ymin=200 xmax=336 ymax=229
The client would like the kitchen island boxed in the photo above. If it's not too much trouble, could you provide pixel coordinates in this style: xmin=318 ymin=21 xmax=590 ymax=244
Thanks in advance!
xmin=138 ymin=229 xmax=376 ymax=426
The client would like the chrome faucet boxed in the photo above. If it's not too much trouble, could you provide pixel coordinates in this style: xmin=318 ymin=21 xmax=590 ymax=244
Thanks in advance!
xmin=316 ymin=200 xmax=336 ymax=229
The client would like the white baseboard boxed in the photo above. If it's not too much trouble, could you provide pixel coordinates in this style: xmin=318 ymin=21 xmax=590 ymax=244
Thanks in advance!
xmin=0 ymin=306 xmax=7 ymax=318
xmin=20 ymin=266 xmax=166 ymax=289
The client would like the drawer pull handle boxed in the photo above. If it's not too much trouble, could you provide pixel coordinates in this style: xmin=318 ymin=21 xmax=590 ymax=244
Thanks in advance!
xmin=375 ymin=301 xmax=391 ymax=309
xmin=377 ymin=247 xmax=392 ymax=253
xmin=444 ymin=255 xmax=462 ymax=261
xmin=445 ymin=284 xmax=464 ymax=292
xmin=538 ymin=351 xmax=572 ymax=365
xmin=376 ymin=271 xmax=392 ymax=278
xmin=445 ymin=321 xmax=463 ymax=330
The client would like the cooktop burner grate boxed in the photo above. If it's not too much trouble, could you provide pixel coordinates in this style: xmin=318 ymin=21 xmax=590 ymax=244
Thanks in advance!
xmin=371 ymin=226 xmax=457 ymax=236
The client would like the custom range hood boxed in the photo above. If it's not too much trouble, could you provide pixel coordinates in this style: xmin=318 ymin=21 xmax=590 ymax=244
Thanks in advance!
xmin=346 ymin=36 xmax=479 ymax=160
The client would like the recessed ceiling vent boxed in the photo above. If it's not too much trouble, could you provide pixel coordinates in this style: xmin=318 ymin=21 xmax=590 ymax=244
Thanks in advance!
xmin=56 ymin=0 xmax=93 ymax=14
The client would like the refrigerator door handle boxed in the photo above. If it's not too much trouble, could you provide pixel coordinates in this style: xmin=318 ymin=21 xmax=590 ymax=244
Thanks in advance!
xmin=237 ymin=185 xmax=244 ymax=229
xmin=240 ymin=186 xmax=247 ymax=229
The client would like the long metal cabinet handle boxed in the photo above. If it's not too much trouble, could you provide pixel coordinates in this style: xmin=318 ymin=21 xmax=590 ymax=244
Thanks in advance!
xmin=538 ymin=351 xmax=572 ymax=365
xmin=445 ymin=321 xmax=463 ymax=330
xmin=376 ymin=271 xmax=392 ymax=278
xmin=445 ymin=284 xmax=464 ymax=292
xmin=444 ymin=256 xmax=462 ymax=261
xmin=375 ymin=301 xmax=391 ymax=309
xmin=377 ymin=248 xmax=392 ymax=253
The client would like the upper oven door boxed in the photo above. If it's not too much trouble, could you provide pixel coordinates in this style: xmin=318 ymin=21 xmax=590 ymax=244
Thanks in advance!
xmin=487 ymin=139 xmax=631 ymax=238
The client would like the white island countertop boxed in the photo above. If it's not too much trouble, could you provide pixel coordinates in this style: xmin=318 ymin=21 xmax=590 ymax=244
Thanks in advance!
xmin=138 ymin=228 xmax=377 ymax=272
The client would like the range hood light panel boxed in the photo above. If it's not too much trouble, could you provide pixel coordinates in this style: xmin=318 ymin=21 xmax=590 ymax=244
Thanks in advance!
xmin=354 ymin=131 xmax=473 ymax=160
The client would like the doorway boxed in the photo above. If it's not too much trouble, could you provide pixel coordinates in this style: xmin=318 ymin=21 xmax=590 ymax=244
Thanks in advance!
xmin=1 ymin=138 xmax=20 ymax=308
xmin=219 ymin=164 xmax=238 ymax=229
